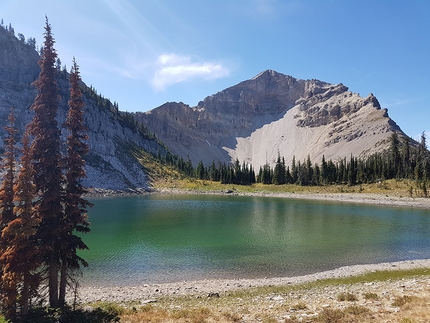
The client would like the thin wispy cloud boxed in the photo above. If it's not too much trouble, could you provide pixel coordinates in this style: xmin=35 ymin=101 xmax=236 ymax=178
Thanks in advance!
xmin=381 ymin=97 xmax=423 ymax=109
xmin=239 ymin=0 xmax=303 ymax=20
xmin=152 ymin=54 xmax=230 ymax=91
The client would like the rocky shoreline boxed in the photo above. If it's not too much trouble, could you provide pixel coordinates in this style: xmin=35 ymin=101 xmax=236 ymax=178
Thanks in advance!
xmin=72 ymin=259 xmax=430 ymax=305
xmin=88 ymin=186 xmax=430 ymax=209
xmin=156 ymin=188 xmax=430 ymax=209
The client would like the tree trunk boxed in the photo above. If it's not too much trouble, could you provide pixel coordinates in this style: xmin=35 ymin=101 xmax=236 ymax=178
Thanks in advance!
xmin=59 ymin=256 xmax=67 ymax=306
xmin=21 ymin=271 xmax=30 ymax=318
xmin=48 ymin=259 xmax=59 ymax=308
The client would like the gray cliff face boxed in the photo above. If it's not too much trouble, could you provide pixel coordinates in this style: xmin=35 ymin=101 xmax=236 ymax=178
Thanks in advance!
xmin=137 ymin=70 xmax=405 ymax=168
xmin=0 ymin=26 xmax=164 ymax=191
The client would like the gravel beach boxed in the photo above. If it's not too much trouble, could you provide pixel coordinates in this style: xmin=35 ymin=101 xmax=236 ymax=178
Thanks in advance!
xmin=73 ymin=259 xmax=430 ymax=304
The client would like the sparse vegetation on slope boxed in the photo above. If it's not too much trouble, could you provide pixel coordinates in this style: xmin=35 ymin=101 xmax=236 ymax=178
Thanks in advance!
xmin=105 ymin=269 xmax=430 ymax=323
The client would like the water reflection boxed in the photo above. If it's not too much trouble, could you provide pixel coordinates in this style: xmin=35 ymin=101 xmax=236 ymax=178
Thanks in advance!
xmin=79 ymin=195 xmax=430 ymax=286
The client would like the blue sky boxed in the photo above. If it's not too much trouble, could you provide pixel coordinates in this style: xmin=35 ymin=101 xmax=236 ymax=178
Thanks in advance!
xmin=1 ymin=0 xmax=429 ymax=140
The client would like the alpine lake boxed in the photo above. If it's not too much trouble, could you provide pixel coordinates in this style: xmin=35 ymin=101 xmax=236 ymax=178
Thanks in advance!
xmin=78 ymin=194 xmax=430 ymax=287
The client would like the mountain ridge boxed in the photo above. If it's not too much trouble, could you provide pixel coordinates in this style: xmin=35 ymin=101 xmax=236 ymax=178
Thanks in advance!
xmin=0 ymin=25 xmax=166 ymax=191
xmin=0 ymin=24 xmax=412 ymax=190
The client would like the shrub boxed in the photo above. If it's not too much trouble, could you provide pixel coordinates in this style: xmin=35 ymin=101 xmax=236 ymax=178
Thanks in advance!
xmin=291 ymin=302 xmax=308 ymax=310
xmin=392 ymin=295 xmax=414 ymax=307
xmin=23 ymin=305 xmax=120 ymax=323
xmin=363 ymin=292 xmax=379 ymax=300
xmin=344 ymin=305 xmax=369 ymax=315
xmin=172 ymin=307 xmax=211 ymax=323
xmin=223 ymin=312 xmax=241 ymax=322
xmin=316 ymin=308 xmax=344 ymax=322
xmin=337 ymin=292 xmax=357 ymax=302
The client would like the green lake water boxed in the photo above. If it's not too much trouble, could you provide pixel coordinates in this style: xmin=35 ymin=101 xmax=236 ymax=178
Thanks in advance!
xmin=79 ymin=194 xmax=430 ymax=286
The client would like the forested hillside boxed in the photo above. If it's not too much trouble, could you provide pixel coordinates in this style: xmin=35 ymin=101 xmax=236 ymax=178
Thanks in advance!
xmin=0 ymin=21 xmax=167 ymax=191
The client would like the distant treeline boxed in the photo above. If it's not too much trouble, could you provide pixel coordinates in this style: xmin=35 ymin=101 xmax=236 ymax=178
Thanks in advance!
xmin=80 ymin=84 xmax=157 ymax=141
xmin=154 ymin=132 xmax=430 ymax=194
xmin=0 ymin=19 xmax=37 ymax=50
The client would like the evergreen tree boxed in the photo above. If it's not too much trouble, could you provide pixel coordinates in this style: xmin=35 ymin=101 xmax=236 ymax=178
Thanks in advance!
xmin=249 ymin=164 xmax=256 ymax=184
xmin=297 ymin=160 xmax=308 ymax=185
xmin=196 ymin=161 xmax=205 ymax=180
xmin=306 ymin=155 xmax=313 ymax=185
xmin=347 ymin=154 xmax=357 ymax=186
xmin=419 ymin=131 xmax=427 ymax=155
xmin=233 ymin=159 xmax=241 ymax=184
xmin=320 ymin=155 xmax=328 ymax=185
xmin=261 ymin=163 xmax=272 ymax=184
xmin=390 ymin=132 xmax=401 ymax=178
xmin=27 ymin=17 xmax=64 ymax=308
xmin=291 ymin=156 xmax=298 ymax=183
xmin=273 ymin=153 xmax=286 ymax=185
xmin=0 ymin=109 xmax=18 ymax=233
xmin=401 ymin=136 xmax=411 ymax=179
xmin=285 ymin=166 xmax=293 ymax=184
xmin=313 ymin=163 xmax=320 ymax=185
xmin=11 ymin=131 xmax=39 ymax=319
xmin=0 ymin=109 xmax=19 ymax=320
xmin=1 ymin=129 xmax=39 ymax=322
xmin=60 ymin=58 xmax=92 ymax=305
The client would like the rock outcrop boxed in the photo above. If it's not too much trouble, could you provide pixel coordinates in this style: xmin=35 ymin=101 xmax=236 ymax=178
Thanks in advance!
xmin=137 ymin=70 xmax=404 ymax=168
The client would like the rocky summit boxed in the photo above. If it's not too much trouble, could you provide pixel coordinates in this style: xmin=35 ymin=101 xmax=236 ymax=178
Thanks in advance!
xmin=137 ymin=69 xmax=404 ymax=168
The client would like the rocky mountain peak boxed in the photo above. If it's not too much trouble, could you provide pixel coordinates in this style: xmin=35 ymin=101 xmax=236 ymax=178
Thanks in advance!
xmin=138 ymin=70 xmax=406 ymax=169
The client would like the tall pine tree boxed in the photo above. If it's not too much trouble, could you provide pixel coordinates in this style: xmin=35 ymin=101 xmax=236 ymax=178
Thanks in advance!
xmin=59 ymin=58 xmax=92 ymax=305
xmin=27 ymin=16 xmax=64 ymax=308
xmin=11 ymin=130 xmax=39 ymax=319
xmin=0 ymin=109 xmax=19 ymax=320
xmin=1 ymin=130 xmax=39 ymax=322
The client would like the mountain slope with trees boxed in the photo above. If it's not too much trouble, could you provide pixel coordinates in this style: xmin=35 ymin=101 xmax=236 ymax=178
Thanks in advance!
xmin=0 ymin=20 xmax=166 ymax=192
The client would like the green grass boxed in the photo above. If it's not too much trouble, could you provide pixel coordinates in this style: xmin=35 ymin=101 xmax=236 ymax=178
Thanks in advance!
xmin=151 ymin=176 xmax=424 ymax=198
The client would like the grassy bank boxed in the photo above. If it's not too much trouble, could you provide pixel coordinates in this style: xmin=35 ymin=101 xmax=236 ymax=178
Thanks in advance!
xmin=94 ymin=268 xmax=430 ymax=323
xmin=153 ymin=176 xmax=425 ymax=198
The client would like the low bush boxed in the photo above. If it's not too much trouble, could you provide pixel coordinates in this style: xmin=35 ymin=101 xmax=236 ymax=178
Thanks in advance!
xmin=363 ymin=292 xmax=379 ymax=300
xmin=344 ymin=305 xmax=369 ymax=315
xmin=337 ymin=292 xmax=357 ymax=302
xmin=23 ymin=305 xmax=120 ymax=323
xmin=316 ymin=308 xmax=344 ymax=322
xmin=392 ymin=295 xmax=414 ymax=307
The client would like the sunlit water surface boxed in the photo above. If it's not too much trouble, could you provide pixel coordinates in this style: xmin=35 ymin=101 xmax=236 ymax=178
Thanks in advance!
xmin=79 ymin=194 xmax=430 ymax=286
